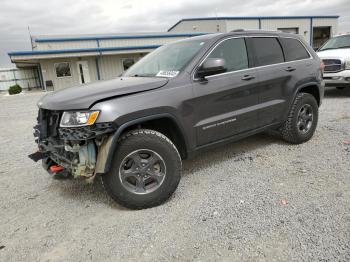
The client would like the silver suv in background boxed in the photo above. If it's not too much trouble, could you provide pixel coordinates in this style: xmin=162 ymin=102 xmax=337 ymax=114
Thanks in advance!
xmin=317 ymin=34 xmax=350 ymax=90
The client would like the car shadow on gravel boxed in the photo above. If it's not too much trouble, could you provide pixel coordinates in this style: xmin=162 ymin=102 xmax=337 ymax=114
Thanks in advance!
xmin=324 ymin=87 xmax=350 ymax=98
xmin=48 ymin=177 xmax=126 ymax=209
xmin=182 ymin=132 xmax=285 ymax=176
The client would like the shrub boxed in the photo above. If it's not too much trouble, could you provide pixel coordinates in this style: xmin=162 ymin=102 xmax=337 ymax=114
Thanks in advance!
xmin=8 ymin=84 xmax=22 ymax=95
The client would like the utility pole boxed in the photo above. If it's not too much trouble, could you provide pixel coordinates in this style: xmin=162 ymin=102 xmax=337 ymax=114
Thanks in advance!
xmin=28 ymin=26 xmax=33 ymax=50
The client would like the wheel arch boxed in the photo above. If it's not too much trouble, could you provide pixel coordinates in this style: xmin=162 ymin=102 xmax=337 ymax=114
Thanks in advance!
xmin=297 ymin=84 xmax=321 ymax=106
xmin=101 ymin=113 xmax=188 ymax=174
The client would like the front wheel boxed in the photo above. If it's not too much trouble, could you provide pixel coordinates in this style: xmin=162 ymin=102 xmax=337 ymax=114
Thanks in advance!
xmin=102 ymin=129 xmax=182 ymax=209
xmin=280 ymin=93 xmax=319 ymax=144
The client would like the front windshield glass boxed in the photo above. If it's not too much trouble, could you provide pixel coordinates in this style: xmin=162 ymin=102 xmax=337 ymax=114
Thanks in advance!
xmin=124 ymin=39 xmax=206 ymax=78
xmin=319 ymin=35 xmax=350 ymax=51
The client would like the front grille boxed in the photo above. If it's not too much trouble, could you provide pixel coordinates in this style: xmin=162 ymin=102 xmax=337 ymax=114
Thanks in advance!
xmin=35 ymin=109 xmax=61 ymax=140
xmin=59 ymin=123 xmax=115 ymax=140
xmin=322 ymin=59 xmax=343 ymax=73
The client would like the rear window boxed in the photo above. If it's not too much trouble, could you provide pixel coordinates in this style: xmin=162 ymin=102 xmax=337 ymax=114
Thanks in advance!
xmin=280 ymin=38 xmax=310 ymax=61
xmin=250 ymin=38 xmax=284 ymax=66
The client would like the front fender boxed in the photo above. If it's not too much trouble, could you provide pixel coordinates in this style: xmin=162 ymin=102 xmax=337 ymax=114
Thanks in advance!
xmin=96 ymin=113 xmax=187 ymax=174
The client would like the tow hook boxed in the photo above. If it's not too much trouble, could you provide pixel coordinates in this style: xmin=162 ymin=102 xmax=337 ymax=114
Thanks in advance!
xmin=49 ymin=164 xmax=71 ymax=179
xmin=49 ymin=165 xmax=64 ymax=173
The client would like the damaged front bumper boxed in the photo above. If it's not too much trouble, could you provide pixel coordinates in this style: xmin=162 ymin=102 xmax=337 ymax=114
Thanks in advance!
xmin=29 ymin=109 xmax=116 ymax=179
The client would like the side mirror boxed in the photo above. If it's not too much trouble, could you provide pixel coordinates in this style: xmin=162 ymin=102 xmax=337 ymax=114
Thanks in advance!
xmin=197 ymin=58 xmax=227 ymax=79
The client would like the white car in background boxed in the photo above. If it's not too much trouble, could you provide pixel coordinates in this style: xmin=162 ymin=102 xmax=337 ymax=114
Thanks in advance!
xmin=317 ymin=34 xmax=350 ymax=90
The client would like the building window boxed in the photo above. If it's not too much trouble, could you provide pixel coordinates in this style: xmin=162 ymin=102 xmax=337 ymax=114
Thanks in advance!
xmin=277 ymin=27 xmax=299 ymax=34
xmin=122 ymin=58 xmax=135 ymax=71
xmin=55 ymin=62 xmax=72 ymax=78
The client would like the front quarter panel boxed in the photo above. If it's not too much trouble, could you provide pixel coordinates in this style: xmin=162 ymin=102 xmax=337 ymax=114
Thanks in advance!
xmin=90 ymin=77 xmax=195 ymax=149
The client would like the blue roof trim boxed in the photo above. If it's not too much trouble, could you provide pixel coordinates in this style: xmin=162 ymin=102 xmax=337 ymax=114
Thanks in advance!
xmin=8 ymin=45 xmax=162 ymax=56
xmin=34 ymin=33 xmax=207 ymax=43
xmin=168 ymin=15 xmax=340 ymax=31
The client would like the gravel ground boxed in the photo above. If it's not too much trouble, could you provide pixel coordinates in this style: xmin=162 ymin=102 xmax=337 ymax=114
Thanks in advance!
xmin=0 ymin=88 xmax=349 ymax=262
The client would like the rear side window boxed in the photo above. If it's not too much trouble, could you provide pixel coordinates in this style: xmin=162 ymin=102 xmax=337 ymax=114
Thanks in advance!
xmin=250 ymin=38 xmax=284 ymax=66
xmin=280 ymin=38 xmax=310 ymax=61
xmin=207 ymin=38 xmax=248 ymax=72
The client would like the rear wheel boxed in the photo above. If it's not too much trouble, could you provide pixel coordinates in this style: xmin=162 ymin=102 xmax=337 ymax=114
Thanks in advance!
xmin=102 ymin=129 xmax=182 ymax=209
xmin=280 ymin=93 xmax=318 ymax=144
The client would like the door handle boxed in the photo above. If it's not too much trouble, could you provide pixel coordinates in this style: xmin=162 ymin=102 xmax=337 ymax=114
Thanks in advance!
xmin=241 ymin=75 xmax=255 ymax=81
xmin=285 ymin=66 xmax=296 ymax=72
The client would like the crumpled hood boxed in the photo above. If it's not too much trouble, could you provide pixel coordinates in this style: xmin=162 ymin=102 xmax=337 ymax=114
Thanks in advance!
xmin=317 ymin=48 xmax=350 ymax=59
xmin=38 ymin=77 xmax=168 ymax=110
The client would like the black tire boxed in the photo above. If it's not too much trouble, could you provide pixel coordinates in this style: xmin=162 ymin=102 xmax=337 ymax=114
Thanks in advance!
xmin=102 ymin=129 xmax=182 ymax=209
xmin=280 ymin=93 xmax=318 ymax=144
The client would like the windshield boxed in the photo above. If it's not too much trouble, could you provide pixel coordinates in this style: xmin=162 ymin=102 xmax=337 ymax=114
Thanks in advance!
xmin=124 ymin=39 xmax=206 ymax=78
xmin=319 ymin=35 xmax=350 ymax=51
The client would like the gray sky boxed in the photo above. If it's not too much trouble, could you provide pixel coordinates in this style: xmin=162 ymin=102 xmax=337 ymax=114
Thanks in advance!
xmin=1 ymin=0 xmax=350 ymax=67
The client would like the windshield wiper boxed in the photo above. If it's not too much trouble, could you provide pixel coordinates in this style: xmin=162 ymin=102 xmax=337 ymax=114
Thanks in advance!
xmin=130 ymin=74 xmax=154 ymax=77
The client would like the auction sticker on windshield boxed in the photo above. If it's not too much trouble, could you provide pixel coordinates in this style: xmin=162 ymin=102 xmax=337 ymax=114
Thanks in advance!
xmin=156 ymin=70 xmax=179 ymax=78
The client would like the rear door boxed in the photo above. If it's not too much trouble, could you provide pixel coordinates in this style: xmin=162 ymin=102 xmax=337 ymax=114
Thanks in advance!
xmin=246 ymin=37 xmax=308 ymax=127
xmin=191 ymin=37 xmax=260 ymax=146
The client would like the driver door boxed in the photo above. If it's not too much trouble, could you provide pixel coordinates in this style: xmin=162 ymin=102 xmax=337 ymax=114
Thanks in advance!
xmin=191 ymin=37 xmax=260 ymax=146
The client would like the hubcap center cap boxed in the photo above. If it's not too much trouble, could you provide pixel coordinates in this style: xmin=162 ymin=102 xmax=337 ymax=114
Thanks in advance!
xmin=119 ymin=149 xmax=166 ymax=195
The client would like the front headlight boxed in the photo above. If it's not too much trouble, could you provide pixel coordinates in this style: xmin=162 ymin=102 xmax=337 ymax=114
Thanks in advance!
xmin=60 ymin=111 xmax=100 ymax=127
xmin=345 ymin=59 xmax=350 ymax=70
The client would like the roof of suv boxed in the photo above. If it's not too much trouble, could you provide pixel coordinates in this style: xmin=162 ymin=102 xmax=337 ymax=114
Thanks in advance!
xmin=182 ymin=30 xmax=303 ymax=44
xmin=218 ymin=29 xmax=299 ymax=38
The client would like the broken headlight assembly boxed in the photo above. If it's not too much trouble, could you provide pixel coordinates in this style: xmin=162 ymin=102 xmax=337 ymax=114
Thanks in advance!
xmin=60 ymin=111 xmax=100 ymax=127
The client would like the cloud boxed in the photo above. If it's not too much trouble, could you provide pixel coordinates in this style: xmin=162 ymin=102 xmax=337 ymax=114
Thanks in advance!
xmin=0 ymin=0 xmax=349 ymax=67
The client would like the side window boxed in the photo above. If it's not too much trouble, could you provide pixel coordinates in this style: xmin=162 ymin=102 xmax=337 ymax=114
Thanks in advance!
xmin=250 ymin=38 xmax=284 ymax=66
xmin=207 ymin=38 xmax=248 ymax=73
xmin=280 ymin=38 xmax=310 ymax=62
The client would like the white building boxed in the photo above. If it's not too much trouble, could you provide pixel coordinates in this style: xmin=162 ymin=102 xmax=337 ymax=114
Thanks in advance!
xmin=168 ymin=16 xmax=339 ymax=49
xmin=8 ymin=16 xmax=339 ymax=91
xmin=8 ymin=32 xmax=205 ymax=90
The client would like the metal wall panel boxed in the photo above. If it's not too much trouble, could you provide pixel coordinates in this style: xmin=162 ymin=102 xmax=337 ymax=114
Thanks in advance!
xmin=99 ymin=37 xmax=186 ymax=48
xmin=99 ymin=54 xmax=143 ymax=80
xmin=225 ymin=19 xmax=260 ymax=31
xmin=261 ymin=18 xmax=310 ymax=43
xmin=169 ymin=20 xmax=226 ymax=33
xmin=38 ymin=53 xmax=147 ymax=90
xmin=40 ymin=57 xmax=99 ymax=90
xmin=313 ymin=18 xmax=338 ymax=35
xmin=35 ymin=40 xmax=98 ymax=51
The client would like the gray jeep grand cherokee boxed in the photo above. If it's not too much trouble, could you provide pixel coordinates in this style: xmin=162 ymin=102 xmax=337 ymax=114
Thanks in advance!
xmin=29 ymin=30 xmax=324 ymax=209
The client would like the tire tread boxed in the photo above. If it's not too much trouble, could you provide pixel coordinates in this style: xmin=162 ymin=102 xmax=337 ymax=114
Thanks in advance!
xmin=102 ymin=129 xmax=181 ymax=209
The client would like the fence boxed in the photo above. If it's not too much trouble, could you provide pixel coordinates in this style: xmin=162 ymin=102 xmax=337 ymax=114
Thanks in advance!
xmin=0 ymin=68 xmax=41 ymax=91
